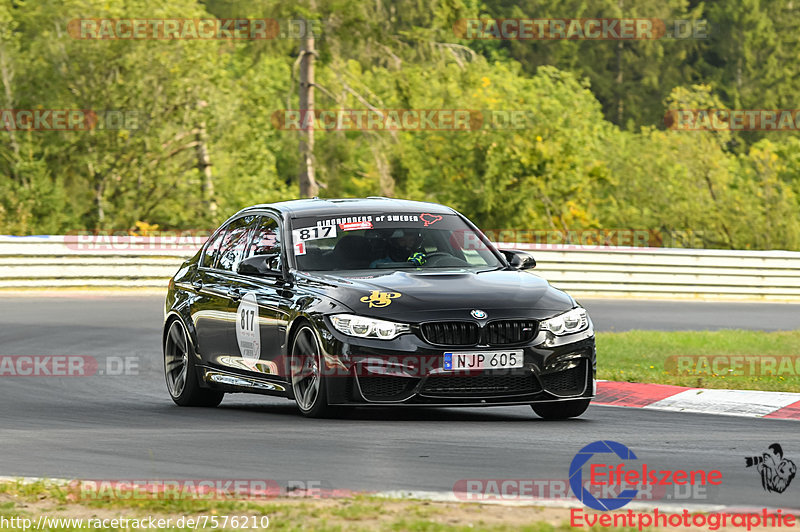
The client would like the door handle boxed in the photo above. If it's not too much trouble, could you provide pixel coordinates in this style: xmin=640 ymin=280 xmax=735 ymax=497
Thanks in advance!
xmin=191 ymin=278 xmax=203 ymax=290
xmin=227 ymin=287 xmax=243 ymax=301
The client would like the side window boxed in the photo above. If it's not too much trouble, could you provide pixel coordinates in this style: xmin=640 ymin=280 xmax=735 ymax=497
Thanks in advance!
xmin=217 ymin=215 xmax=258 ymax=272
xmin=247 ymin=216 xmax=282 ymax=270
xmin=201 ymin=227 xmax=228 ymax=268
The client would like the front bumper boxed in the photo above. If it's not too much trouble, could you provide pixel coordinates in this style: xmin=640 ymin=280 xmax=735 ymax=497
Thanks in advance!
xmin=316 ymin=320 xmax=596 ymax=406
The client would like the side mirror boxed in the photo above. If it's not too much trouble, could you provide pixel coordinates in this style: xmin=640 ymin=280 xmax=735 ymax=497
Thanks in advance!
xmin=500 ymin=249 xmax=536 ymax=270
xmin=237 ymin=254 xmax=282 ymax=276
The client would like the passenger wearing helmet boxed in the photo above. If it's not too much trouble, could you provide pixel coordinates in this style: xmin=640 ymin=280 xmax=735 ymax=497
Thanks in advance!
xmin=370 ymin=228 xmax=426 ymax=267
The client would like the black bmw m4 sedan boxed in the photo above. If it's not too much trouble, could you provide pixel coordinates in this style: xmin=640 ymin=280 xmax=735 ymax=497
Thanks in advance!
xmin=163 ymin=197 xmax=596 ymax=418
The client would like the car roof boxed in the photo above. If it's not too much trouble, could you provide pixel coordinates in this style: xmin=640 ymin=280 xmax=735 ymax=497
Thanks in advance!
xmin=242 ymin=197 xmax=457 ymax=218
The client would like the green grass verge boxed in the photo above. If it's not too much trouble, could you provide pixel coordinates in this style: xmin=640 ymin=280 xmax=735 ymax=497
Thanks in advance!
xmin=0 ymin=480 xmax=636 ymax=532
xmin=596 ymin=329 xmax=800 ymax=392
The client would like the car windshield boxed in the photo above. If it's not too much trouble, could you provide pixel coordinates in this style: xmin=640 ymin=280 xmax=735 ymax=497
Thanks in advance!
xmin=290 ymin=213 xmax=503 ymax=271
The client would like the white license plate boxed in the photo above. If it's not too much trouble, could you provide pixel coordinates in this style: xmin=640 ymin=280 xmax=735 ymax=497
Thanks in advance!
xmin=443 ymin=350 xmax=523 ymax=371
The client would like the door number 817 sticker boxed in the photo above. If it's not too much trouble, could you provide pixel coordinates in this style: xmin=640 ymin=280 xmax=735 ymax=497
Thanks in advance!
xmin=235 ymin=292 xmax=260 ymax=368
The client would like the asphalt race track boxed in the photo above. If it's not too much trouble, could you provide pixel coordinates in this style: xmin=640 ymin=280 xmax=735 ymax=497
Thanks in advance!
xmin=582 ymin=299 xmax=800 ymax=332
xmin=1 ymin=294 xmax=798 ymax=510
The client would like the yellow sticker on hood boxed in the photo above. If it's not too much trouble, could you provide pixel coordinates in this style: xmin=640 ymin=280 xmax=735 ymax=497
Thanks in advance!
xmin=360 ymin=290 xmax=401 ymax=308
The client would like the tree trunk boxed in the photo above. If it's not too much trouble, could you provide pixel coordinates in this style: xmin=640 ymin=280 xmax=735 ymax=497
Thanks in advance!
xmin=373 ymin=144 xmax=394 ymax=196
xmin=298 ymin=25 xmax=319 ymax=198
xmin=195 ymin=120 xmax=217 ymax=216
xmin=89 ymin=161 xmax=105 ymax=229
xmin=0 ymin=40 xmax=20 ymax=173
xmin=615 ymin=0 xmax=624 ymax=124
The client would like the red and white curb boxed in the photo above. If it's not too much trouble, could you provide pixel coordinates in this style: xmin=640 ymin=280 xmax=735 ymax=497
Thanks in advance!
xmin=595 ymin=381 xmax=800 ymax=420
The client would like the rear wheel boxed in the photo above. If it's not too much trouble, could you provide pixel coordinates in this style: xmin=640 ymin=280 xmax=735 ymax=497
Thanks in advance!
xmin=531 ymin=399 xmax=590 ymax=420
xmin=164 ymin=319 xmax=224 ymax=407
xmin=290 ymin=325 xmax=337 ymax=418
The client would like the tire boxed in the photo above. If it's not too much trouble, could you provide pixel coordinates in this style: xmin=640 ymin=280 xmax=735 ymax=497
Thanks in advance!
xmin=531 ymin=399 xmax=590 ymax=420
xmin=290 ymin=324 xmax=337 ymax=418
xmin=164 ymin=318 xmax=224 ymax=407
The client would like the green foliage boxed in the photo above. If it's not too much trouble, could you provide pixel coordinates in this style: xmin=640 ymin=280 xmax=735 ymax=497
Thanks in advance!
xmin=0 ymin=0 xmax=799 ymax=250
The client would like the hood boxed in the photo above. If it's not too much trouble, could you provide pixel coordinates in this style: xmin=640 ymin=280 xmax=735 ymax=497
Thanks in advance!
xmin=298 ymin=268 xmax=574 ymax=322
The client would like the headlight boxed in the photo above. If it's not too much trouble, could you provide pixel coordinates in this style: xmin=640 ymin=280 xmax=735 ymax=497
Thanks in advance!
xmin=329 ymin=314 xmax=410 ymax=340
xmin=540 ymin=308 xmax=589 ymax=336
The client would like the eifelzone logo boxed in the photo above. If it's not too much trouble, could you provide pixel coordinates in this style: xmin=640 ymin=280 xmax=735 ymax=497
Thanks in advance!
xmin=569 ymin=440 xmax=723 ymax=512
xmin=569 ymin=441 xmax=639 ymax=511
xmin=745 ymin=443 xmax=796 ymax=494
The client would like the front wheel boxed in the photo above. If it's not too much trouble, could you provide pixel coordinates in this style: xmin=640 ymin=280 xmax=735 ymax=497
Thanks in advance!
xmin=290 ymin=325 xmax=337 ymax=418
xmin=164 ymin=319 xmax=224 ymax=407
xmin=531 ymin=399 xmax=590 ymax=420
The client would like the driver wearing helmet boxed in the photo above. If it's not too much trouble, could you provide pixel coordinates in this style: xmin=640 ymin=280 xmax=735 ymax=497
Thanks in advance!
xmin=370 ymin=228 xmax=426 ymax=267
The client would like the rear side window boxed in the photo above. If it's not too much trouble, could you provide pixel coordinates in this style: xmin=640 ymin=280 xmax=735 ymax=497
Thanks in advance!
xmin=217 ymin=215 xmax=258 ymax=271
xmin=246 ymin=216 xmax=283 ymax=270
xmin=248 ymin=217 xmax=281 ymax=256
xmin=201 ymin=228 xmax=227 ymax=268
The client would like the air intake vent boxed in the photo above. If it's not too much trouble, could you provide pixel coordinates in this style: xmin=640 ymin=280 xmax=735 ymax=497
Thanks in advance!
xmin=419 ymin=320 xmax=538 ymax=346
xmin=419 ymin=322 xmax=480 ymax=346
xmin=485 ymin=320 xmax=538 ymax=345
